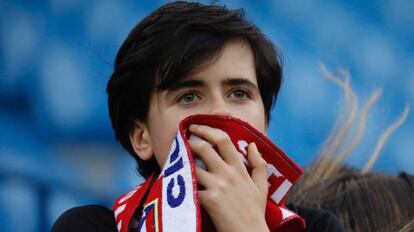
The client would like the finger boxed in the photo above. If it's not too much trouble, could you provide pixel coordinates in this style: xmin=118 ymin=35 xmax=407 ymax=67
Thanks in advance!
xmin=248 ymin=143 xmax=268 ymax=198
xmin=197 ymin=190 xmax=212 ymax=211
xmin=189 ymin=124 xmax=244 ymax=168
xmin=196 ymin=167 xmax=214 ymax=188
xmin=189 ymin=139 xmax=225 ymax=173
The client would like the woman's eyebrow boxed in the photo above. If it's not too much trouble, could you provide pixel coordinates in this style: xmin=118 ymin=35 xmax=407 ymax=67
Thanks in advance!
xmin=162 ymin=76 xmax=257 ymax=92
xmin=222 ymin=77 xmax=258 ymax=89
xmin=165 ymin=79 xmax=205 ymax=91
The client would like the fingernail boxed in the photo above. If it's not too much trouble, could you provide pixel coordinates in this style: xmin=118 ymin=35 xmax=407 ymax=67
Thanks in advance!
xmin=189 ymin=124 xmax=199 ymax=130
xmin=251 ymin=142 xmax=257 ymax=149
xmin=251 ymin=142 xmax=261 ymax=154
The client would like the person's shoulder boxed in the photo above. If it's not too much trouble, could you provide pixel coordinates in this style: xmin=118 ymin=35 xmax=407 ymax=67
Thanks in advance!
xmin=287 ymin=204 xmax=345 ymax=232
xmin=51 ymin=204 xmax=117 ymax=232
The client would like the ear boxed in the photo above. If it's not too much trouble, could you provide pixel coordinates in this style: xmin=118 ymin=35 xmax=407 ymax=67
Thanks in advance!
xmin=129 ymin=120 xmax=153 ymax=160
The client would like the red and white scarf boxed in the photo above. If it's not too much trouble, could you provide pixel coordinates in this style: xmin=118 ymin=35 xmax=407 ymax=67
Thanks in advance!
xmin=113 ymin=114 xmax=306 ymax=232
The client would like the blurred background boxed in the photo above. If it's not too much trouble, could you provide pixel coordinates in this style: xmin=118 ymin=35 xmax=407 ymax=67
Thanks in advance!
xmin=1 ymin=0 xmax=413 ymax=231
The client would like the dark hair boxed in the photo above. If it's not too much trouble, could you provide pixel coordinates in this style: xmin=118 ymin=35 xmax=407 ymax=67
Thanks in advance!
xmin=107 ymin=1 xmax=283 ymax=178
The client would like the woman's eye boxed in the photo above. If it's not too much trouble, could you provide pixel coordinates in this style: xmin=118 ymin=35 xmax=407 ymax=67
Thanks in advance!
xmin=177 ymin=92 xmax=199 ymax=104
xmin=229 ymin=89 xmax=249 ymax=100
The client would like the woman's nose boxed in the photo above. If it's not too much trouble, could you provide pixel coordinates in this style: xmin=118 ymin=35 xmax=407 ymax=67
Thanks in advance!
xmin=208 ymin=97 xmax=231 ymax=116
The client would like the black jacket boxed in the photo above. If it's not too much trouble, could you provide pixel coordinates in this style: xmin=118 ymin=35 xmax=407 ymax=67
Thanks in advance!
xmin=51 ymin=204 xmax=344 ymax=232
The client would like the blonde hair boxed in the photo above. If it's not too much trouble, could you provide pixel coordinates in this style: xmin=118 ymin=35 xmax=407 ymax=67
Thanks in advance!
xmin=400 ymin=221 xmax=414 ymax=232
xmin=286 ymin=65 xmax=412 ymax=232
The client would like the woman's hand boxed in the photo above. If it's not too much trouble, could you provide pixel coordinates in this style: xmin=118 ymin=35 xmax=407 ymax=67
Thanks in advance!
xmin=188 ymin=124 xmax=270 ymax=232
